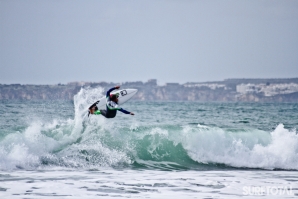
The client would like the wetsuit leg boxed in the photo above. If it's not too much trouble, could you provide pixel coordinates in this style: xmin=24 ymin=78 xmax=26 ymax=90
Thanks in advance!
xmin=100 ymin=109 xmax=108 ymax=118
xmin=106 ymin=109 xmax=117 ymax=118
xmin=100 ymin=109 xmax=117 ymax=118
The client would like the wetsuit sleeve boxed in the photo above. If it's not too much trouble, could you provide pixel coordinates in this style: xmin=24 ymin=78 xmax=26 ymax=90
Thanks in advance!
xmin=106 ymin=87 xmax=117 ymax=97
xmin=118 ymin=108 xmax=130 ymax=114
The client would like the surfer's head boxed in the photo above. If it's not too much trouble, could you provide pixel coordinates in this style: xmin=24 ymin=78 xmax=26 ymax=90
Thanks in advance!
xmin=110 ymin=94 xmax=118 ymax=103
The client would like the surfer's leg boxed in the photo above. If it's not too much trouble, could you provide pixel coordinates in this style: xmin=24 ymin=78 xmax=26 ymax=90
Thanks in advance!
xmin=99 ymin=109 xmax=108 ymax=118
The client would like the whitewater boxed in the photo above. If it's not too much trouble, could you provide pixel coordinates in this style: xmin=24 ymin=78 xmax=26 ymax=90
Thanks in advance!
xmin=0 ymin=87 xmax=297 ymax=198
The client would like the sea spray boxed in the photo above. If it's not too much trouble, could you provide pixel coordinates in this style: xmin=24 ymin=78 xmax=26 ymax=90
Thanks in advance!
xmin=181 ymin=124 xmax=298 ymax=170
xmin=0 ymin=87 xmax=298 ymax=171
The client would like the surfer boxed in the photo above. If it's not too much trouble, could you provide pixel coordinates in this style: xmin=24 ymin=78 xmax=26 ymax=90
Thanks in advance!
xmin=88 ymin=86 xmax=134 ymax=118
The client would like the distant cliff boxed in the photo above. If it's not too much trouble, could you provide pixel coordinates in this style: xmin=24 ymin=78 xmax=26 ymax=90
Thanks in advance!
xmin=1 ymin=78 xmax=298 ymax=102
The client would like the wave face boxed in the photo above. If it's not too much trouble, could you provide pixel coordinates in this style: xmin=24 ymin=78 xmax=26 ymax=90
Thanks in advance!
xmin=0 ymin=87 xmax=298 ymax=171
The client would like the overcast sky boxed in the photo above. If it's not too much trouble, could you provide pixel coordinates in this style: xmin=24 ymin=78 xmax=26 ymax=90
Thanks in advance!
xmin=1 ymin=0 xmax=298 ymax=85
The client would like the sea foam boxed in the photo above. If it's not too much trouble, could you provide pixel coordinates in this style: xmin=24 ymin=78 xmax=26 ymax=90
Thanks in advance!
xmin=0 ymin=87 xmax=297 ymax=171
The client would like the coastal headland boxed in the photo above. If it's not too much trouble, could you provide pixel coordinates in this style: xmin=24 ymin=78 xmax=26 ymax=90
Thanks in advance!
xmin=1 ymin=78 xmax=298 ymax=102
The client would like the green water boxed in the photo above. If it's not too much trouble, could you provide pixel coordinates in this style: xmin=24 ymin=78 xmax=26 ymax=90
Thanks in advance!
xmin=0 ymin=88 xmax=298 ymax=171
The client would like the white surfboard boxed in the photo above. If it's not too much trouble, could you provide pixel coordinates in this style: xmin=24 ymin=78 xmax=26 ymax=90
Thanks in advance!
xmin=96 ymin=88 xmax=138 ymax=109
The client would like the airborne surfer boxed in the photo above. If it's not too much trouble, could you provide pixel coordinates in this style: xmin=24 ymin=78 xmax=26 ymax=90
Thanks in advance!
xmin=88 ymin=86 xmax=134 ymax=118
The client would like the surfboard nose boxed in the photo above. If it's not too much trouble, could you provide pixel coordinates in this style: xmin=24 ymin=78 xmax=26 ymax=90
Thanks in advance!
xmin=124 ymin=88 xmax=137 ymax=95
xmin=130 ymin=89 xmax=138 ymax=94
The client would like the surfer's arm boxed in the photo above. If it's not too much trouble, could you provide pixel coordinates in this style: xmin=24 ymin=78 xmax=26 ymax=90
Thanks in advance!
xmin=106 ymin=86 xmax=120 ymax=97
xmin=118 ymin=108 xmax=132 ymax=114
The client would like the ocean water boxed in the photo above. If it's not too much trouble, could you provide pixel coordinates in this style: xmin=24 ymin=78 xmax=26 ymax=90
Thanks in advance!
xmin=0 ymin=87 xmax=298 ymax=198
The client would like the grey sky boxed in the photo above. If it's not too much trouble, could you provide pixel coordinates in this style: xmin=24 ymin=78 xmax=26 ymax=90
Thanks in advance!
xmin=1 ymin=0 xmax=298 ymax=85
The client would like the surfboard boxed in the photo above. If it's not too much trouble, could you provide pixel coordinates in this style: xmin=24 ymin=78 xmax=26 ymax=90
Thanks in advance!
xmin=95 ymin=88 xmax=138 ymax=109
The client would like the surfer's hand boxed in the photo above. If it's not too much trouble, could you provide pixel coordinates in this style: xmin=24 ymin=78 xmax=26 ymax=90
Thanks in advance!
xmin=130 ymin=112 xmax=134 ymax=115
xmin=115 ymin=85 xmax=120 ymax=89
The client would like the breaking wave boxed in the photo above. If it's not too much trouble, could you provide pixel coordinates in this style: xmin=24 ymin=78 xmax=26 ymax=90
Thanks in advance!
xmin=0 ymin=87 xmax=297 ymax=171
